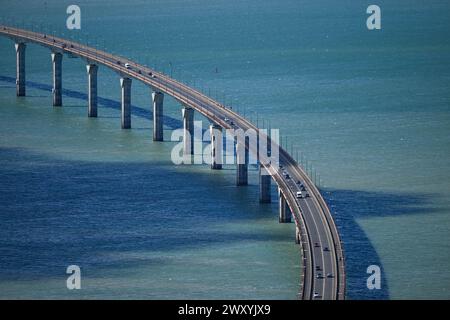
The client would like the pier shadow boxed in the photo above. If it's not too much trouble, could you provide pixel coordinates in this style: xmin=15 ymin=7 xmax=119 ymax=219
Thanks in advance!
xmin=0 ymin=75 xmax=183 ymax=130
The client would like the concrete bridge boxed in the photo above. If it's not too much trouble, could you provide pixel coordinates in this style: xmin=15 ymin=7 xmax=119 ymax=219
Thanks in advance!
xmin=0 ymin=25 xmax=346 ymax=300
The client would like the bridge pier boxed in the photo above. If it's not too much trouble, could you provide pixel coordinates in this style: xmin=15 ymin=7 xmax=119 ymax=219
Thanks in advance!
xmin=259 ymin=165 xmax=271 ymax=203
xmin=51 ymin=52 xmax=62 ymax=106
xmin=210 ymin=124 xmax=223 ymax=169
xmin=279 ymin=188 xmax=291 ymax=223
xmin=182 ymin=106 xmax=194 ymax=156
xmin=152 ymin=91 xmax=164 ymax=141
xmin=86 ymin=64 xmax=98 ymax=117
xmin=120 ymin=77 xmax=132 ymax=129
xmin=236 ymin=136 xmax=248 ymax=186
xmin=295 ymin=225 xmax=301 ymax=244
xmin=15 ymin=43 xmax=26 ymax=97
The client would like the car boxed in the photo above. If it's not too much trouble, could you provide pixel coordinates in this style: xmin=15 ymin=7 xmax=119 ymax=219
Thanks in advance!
xmin=297 ymin=180 xmax=302 ymax=185
xmin=138 ymin=70 xmax=142 ymax=74
xmin=285 ymin=174 xmax=290 ymax=179
xmin=327 ymin=273 xmax=334 ymax=278
xmin=323 ymin=247 xmax=329 ymax=252
xmin=314 ymin=242 xmax=320 ymax=248
xmin=315 ymin=265 xmax=321 ymax=271
xmin=304 ymin=192 xmax=310 ymax=198
xmin=224 ymin=117 xmax=229 ymax=122
xmin=313 ymin=292 xmax=320 ymax=298
xmin=62 ymin=43 xmax=67 ymax=49
xmin=230 ymin=121 xmax=234 ymax=125
xmin=296 ymin=191 xmax=303 ymax=199
xmin=316 ymin=273 xmax=323 ymax=279
xmin=124 ymin=63 xmax=131 ymax=69
xmin=151 ymin=74 xmax=157 ymax=79
xmin=301 ymin=186 xmax=306 ymax=191
xmin=117 ymin=61 xmax=121 ymax=65
xmin=148 ymin=72 xmax=153 ymax=76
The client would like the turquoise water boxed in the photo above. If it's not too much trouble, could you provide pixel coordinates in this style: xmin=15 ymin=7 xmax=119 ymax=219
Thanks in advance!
xmin=0 ymin=0 xmax=449 ymax=299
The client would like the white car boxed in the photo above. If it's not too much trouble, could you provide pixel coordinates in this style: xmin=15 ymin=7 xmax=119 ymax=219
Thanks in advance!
xmin=124 ymin=63 xmax=131 ymax=69
xmin=313 ymin=292 xmax=320 ymax=298
xmin=296 ymin=191 xmax=303 ymax=199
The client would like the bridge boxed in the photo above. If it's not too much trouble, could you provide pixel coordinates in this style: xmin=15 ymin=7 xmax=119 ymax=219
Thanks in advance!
xmin=0 ymin=25 xmax=345 ymax=300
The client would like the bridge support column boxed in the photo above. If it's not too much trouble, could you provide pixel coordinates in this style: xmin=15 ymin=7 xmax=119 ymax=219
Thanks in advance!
xmin=51 ymin=52 xmax=62 ymax=106
xmin=15 ymin=43 xmax=26 ymax=97
xmin=152 ymin=91 xmax=164 ymax=141
xmin=86 ymin=64 xmax=98 ymax=117
xmin=210 ymin=124 xmax=222 ymax=169
xmin=295 ymin=225 xmax=301 ymax=244
xmin=182 ymin=107 xmax=194 ymax=156
xmin=279 ymin=188 xmax=291 ymax=223
xmin=259 ymin=165 xmax=271 ymax=203
xmin=236 ymin=136 xmax=248 ymax=186
xmin=120 ymin=77 xmax=132 ymax=129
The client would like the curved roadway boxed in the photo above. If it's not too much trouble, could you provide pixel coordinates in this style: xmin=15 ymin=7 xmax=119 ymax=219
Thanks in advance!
xmin=0 ymin=25 xmax=346 ymax=300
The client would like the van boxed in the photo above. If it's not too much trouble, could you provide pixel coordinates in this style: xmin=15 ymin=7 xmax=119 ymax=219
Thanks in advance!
xmin=296 ymin=191 xmax=303 ymax=199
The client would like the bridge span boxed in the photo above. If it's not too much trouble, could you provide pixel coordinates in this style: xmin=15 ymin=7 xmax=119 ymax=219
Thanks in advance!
xmin=0 ymin=25 xmax=346 ymax=300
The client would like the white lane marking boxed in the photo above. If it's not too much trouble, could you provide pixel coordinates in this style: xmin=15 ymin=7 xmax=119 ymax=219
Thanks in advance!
xmin=302 ymin=194 xmax=327 ymax=299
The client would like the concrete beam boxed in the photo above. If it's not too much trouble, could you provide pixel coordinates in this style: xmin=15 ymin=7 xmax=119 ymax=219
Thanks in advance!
xmin=295 ymin=225 xmax=301 ymax=244
xmin=182 ymin=107 xmax=194 ymax=156
xmin=152 ymin=91 xmax=164 ymax=141
xmin=15 ymin=43 xmax=25 ymax=97
xmin=120 ymin=77 xmax=132 ymax=129
xmin=51 ymin=52 xmax=62 ymax=106
xmin=236 ymin=136 xmax=248 ymax=186
xmin=279 ymin=188 xmax=291 ymax=223
xmin=259 ymin=165 xmax=271 ymax=203
xmin=86 ymin=64 xmax=98 ymax=117
xmin=210 ymin=124 xmax=223 ymax=170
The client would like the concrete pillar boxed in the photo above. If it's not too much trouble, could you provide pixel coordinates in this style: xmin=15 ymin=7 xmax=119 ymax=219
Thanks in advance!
xmin=182 ymin=107 xmax=194 ymax=155
xmin=152 ymin=91 xmax=164 ymax=141
xmin=51 ymin=52 xmax=62 ymax=106
xmin=210 ymin=124 xmax=222 ymax=169
xmin=279 ymin=188 xmax=291 ymax=223
xmin=295 ymin=226 xmax=301 ymax=244
xmin=236 ymin=136 xmax=248 ymax=186
xmin=120 ymin=77 xmax=132 ymax=129
xmin=15 ymin=43 xmax=26 ymax=97
xmin=259 ymin=165 xmax=271 ymax=203
xmin=86 ymin=64 xmax=98 ymax=117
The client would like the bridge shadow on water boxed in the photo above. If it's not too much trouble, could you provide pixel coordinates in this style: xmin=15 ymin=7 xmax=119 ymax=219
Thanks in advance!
xmin=320 ymin=188 xmax=440 ymax=300
xmin=0 ymin=76 xmax=437 ymax=299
